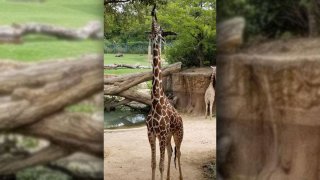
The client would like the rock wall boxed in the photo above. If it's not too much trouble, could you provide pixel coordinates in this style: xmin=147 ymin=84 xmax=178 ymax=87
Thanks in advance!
xmin=217 ymin=54 xmax=320 ymax=180
xmin=164 ymin=67 xmax=215 ymax=115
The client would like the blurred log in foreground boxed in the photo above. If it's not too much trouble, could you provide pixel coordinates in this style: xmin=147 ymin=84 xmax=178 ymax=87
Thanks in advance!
xmin=0 ymin=21 xmax=103 ymax=43
xmin=0 ymin=54 xmax=103 ymax=175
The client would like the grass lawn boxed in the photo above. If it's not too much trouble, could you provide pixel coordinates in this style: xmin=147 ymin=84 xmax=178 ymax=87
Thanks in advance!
xmin=104 ymin=53 xmax=150 ymax=75
xmin=0 ymin=0 xmax=102 ymax=62
xmin=0 ymin=1 xmax=102 ymax=114
xmin=104 ymin=53 xmax=150 ymax=66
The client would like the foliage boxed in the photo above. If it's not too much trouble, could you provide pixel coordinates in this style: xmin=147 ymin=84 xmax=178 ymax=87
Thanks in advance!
xmin=104 ymin=0 xmax=166 ymax=42
xmin=105 ymin=0 xmax=216 ymax=67
xmin=161 ymin=0 xmax=216 ymax=67
xmin=105 ymin=41 xmax=150 ymax=54
xmin=217 ymin=0 xmax=320 ymax=38
xmin=17 ymin=166 xmax=70 ymax=180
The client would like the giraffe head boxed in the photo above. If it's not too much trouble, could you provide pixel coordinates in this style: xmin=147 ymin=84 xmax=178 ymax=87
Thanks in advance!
xmin=150 ymin=5 xmax=177 ymax=45
xmin=210 ymin=66 xmax=216 ymax=75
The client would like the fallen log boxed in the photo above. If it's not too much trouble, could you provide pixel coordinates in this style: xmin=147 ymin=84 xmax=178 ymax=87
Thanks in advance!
xmin=104 ymin=62 xmax=181 ymax=95
xmin=0 ymin=144 xmax=70 ymax=174
xmin=0 ymin=55 xmax=103 ymax=174
xmin=105 ymin=98 xmax=132 ymax=111
xmin=104 ymin=64 xmax=151 ymax=69
xmin=0 ymin=54 xmax=103 ymax=130
xmin=0 ymin=21 xmax=102 ymax=43
xmin=117 ymin=89 xmax=151 ymax=106
xmin=16 ymin=112 xmax=103 ymax=157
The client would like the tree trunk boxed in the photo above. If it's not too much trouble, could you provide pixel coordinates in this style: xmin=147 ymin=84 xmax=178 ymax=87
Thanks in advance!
xmin=217 ymin=17 xmax=245 ymax=53
xmin=218 ymin=54 xmax=320 ymax=180
xmin=308 ymin=0 xmax=320 ymax=37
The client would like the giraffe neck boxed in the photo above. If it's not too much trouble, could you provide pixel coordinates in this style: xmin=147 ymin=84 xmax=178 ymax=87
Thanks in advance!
xmin=209 ymin=72 xmax=215 ymax=87
xmin=150 ymin=10 xmax=165 ymax=103
xmin=211 ymin=72 xmax=214 ymax=83
xmin=151 ymin=41 xmax=164 ymax=102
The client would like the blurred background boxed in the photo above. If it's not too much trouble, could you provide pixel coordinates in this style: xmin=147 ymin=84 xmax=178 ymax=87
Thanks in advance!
xmin=0 ymin=0 xmax=104 ymax=179
xmin=217 ymin=0 xmax=320 ymax=180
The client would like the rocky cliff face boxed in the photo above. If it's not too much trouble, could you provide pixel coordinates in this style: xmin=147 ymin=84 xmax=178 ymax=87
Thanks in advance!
xmin=164 ymin=67 xmax=215 ymax=115
xmin=218 ymin=52 xmax=320 ymax=180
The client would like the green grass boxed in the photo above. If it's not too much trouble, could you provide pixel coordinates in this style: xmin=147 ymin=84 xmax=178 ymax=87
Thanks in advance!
xmin=0 ymin=0 xmax=102 ymax=62
xmin=104 ymin=53 xmax=150 ymax=66
xmin=0 ymin=38 xmax=103 ymax=62
xmin=104 ymin=53 xmax=150 ymax=75
xmin=0 ymin=0 xmax=102 ymax=27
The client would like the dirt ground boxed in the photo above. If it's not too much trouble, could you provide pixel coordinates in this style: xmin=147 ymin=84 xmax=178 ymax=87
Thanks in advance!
xmin=104 ymin=115 xmax=216 ymax=180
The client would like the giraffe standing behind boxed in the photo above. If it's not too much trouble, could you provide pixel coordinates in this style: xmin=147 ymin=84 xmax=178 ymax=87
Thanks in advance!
xmin=146 ymin=5 xmax=183 ymax=180
xmin=205 ymin=66 xmax=216 ymax=119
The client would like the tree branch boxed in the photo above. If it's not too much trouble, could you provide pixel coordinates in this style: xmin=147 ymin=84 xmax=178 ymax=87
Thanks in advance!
xmin=0 ymin=144 xmax=71 ymax=174
xmin=16 ymin=112 xmax=103 ymax=157
xmin=104 ymin=62 xmax=181 ymax=95
xmin=104 ymin=0 xmax=131 ymax=5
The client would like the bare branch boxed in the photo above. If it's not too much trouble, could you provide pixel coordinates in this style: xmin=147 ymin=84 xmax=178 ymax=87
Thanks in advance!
xmin=0 ymin=144 xmax=71 ymax=174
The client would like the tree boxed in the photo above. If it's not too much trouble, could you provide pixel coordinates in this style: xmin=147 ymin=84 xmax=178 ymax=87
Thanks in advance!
xmin=160 ymin=0 xmax=216 ymax=67
xmin=105 ymin=0 xmax=216 ymax=67
xmin=217 ymin=0 xmax=320 ymax=38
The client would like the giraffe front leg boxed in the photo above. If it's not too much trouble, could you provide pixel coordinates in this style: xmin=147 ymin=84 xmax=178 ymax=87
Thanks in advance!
xmin=166 ymin=134 xmax=173 ymax=180
xmin=205 ymin=102 xmax=208 ymax=119
xmin=148 ymin=132 xmax=156 ymax=180
xmin=209 ymin=101 xmax=213 ymax=120
xmin=159 ymin=136 xmax=166 ymax=180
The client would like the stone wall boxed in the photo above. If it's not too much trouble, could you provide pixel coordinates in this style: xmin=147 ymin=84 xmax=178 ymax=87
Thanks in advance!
xmin=164 ymin=67 xmax=215 ymax=115
xmin=217 ymin=54 xmax=320 ymax=180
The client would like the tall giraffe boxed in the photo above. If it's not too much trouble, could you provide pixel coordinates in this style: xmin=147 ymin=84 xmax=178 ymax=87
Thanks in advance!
xmin=146 ymin=5 xmax=183 ymax=180
xmin=204 ymin=66 xmax=216 ymax=119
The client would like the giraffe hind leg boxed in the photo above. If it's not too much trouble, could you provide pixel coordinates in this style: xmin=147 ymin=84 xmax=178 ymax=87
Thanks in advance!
xmin=166 ymin=134 xmax=173 ymax=180
xmin=173 ymin=131 xmax=183 ymax=180
xmin=159 ymin=135 xmax=166 ymax=180
xmin=148 ymin=132 xmax=156 ymax=180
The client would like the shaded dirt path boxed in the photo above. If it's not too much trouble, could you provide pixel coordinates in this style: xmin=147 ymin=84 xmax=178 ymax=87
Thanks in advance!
xmin=104 ymin=115 xmax=216 ymax=180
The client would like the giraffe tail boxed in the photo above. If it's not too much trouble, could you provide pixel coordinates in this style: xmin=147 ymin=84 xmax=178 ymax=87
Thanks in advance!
xmin=174 ymin=146 xmax=177 ymax=169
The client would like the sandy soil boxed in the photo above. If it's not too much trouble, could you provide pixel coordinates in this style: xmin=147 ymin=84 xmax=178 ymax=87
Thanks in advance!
xmin=104 ymin=115 xmax=216 ymax=180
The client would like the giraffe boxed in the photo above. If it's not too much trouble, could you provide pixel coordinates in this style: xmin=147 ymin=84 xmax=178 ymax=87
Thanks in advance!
xmin=204 ymin=66 xmax=216 ymax=119
xmin=146 ymin=5 xmax=183 ymax=180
